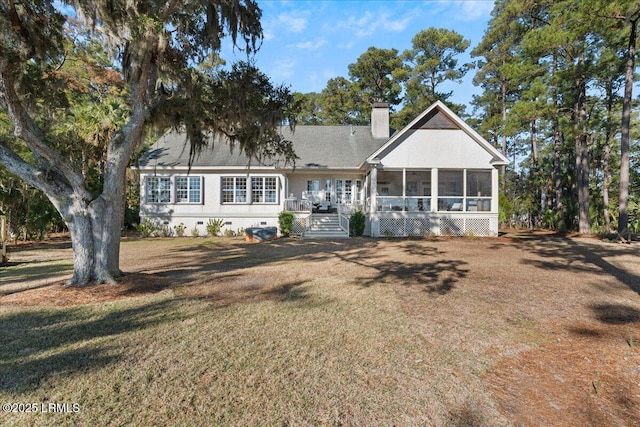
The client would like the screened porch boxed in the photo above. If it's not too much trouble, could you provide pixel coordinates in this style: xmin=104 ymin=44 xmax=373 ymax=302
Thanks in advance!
xmin=367 ymin=168 xmax=494 ymax=213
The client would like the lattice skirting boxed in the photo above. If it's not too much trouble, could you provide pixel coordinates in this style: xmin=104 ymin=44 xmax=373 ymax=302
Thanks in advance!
xmin=379 ymin=217 xmax=431 ymax=237
xmin=291 ymin=216 xmax=308 ymax=235
xmin=376 ymin=216 xmax=495 ymax=237
xmin=439 ymin=217 xmax=465 ymax=236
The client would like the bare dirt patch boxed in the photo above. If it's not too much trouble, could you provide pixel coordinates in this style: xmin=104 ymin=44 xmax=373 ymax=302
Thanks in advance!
xmin=1 ymin=232 xmax=639 ymax=426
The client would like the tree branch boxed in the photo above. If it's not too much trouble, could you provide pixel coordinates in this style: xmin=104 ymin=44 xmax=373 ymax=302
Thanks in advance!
xmin=0 ymin=67 xmax=90 ymax=201
xmin=0 ymin=140 xmax=72 ymax=205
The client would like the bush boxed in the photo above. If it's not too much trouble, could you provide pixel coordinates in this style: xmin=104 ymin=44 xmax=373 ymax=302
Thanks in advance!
xmin=278 ymin=211 xmax=294 ymax=237
xmin=349 ymin=210 xmax=366 ymax=236
xmin=224 ymin=229 xmax=236 ymax=237
xmin=158 ymin=225 xmax=173 ymax=237
xmin=206 ymin=218 xmax=225 ymax=237
xmin=174 ymin=223 xmax=186 ymax=237
xmin=136 ymin=218 xmax=160 ymax=238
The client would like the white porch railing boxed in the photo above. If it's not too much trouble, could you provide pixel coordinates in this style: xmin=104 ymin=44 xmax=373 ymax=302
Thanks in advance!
xmin=284 ymin=198 xmax=312 ymax=212
xmin=337 ymin=204 xmax=351 ymax=236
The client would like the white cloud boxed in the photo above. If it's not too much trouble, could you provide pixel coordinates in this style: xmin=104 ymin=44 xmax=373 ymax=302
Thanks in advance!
xmin=262 ymin=9 xmax=310 ymax=42
xmin=277 ymin=11 xmax=309 ymax=33
xmin=293 ymin=38 xmax=327 ymax=50
xmin=460 ymin=1 xmax=494 ymax=21
xmin=338 ymin=10 xmax=413 ymax=38
xmin=270 ymin=58 xmax=297 ymax=80
xmin=435 ymin=0 xmax=494 ymax=22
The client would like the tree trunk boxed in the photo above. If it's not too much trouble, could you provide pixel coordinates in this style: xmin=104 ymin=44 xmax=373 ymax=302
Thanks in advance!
xmin=552 ymin=56 xmax=566 ymax=232
xmin=618 ymin=16 xmax=637 ymax=240
xmin=501 ymin=80 xmax=508 ymax=189
xmin=575 ymin=52 xmax=590 ymax=234
xmin=530 ymin=119 xmax=540 ymax=227
xmin=602 ymin=80 xmax=615 ymax=234
xmin=553 ymin=125 xmax=565 ymax=232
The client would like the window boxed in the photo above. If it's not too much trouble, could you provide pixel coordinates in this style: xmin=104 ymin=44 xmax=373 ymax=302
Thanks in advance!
xmin=222 ymin=177 xmax=246 ymax=203
xmin=176 ymin=176 xmax=202 ymax=203
xmin=146 ymin=177 xmax=171 ymax=203
xmin=306 ymin=180 xmax=320 ymax=192
xmin=251 ymin=177 xmax=278 ymax=204
xmin=355 ymin=180 xmax=362 ymax=202
xmin=223 ymin=176 xmax=277 ymax=204
xmin=344 ymin=179 xmax=353 ymax=203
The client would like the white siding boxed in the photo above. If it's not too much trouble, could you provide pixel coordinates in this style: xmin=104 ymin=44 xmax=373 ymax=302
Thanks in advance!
xmin=139 ymin=170 xmax=286 ymax=235
xmin=379 ymin=129 xmax=495 ymax=169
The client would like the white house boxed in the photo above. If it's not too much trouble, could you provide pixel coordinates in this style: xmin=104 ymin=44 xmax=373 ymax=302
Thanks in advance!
xmin=137 ymin=101 xmax=509 ymax=238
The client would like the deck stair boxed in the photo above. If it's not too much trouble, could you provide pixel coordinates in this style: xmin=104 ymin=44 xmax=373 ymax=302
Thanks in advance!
xmin=304 ymin=214 xmax=349 ymax=238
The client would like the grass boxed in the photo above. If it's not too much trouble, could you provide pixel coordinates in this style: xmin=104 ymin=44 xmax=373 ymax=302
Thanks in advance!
xmin=0 ymin=281 xmax=471 ymax=426
xmin=1 ymin=234 xmax=639 ymax=426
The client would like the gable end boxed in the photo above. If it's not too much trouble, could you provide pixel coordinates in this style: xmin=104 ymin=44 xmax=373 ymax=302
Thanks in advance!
xmin=411 ymin=110 xmax=458 ymax=130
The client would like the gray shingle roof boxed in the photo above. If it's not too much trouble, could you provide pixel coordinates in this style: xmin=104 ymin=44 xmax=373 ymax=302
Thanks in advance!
xmin=138 ymin=125 xmax=388 ymax=169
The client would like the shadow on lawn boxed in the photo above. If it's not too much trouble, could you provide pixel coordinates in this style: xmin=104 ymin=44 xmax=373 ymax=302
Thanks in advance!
xmin=491 ymin=233 xmax=640 ymax=296
xmin=132 ymin=238 xmax=469 ymax=297
xmin=334 ymin=240 xmax=469 ymax=294
xmin=0 ymin=262 xmax=73 ymax=290
xmin=0 ymin=298 xmax=186 ymax=393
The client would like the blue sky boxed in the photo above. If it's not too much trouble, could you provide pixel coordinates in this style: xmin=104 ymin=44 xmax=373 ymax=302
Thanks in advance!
xmin=223 ymin=0 xmax=496 ymax=110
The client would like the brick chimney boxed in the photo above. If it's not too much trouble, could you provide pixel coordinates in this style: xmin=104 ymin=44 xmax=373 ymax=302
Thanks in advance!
xmin=371 ymin=102 xmax=390 ymax=139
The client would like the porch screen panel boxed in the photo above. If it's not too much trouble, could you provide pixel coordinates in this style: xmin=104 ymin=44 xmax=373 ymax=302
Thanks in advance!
xmin=438 ymin=170 xmax=463 ymax=211
xmin=467 ymin=171 xmax=491 ymax=196
xmin=466 ymin=170 xmax=491 ymax=212
xmin=376 ymin=171 xmax=404 ymax=211
xmin=406 ymin=170 xmax=431 ymax=212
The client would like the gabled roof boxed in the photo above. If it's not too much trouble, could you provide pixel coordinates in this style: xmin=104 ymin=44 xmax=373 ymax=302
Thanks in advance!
xmin=138 ymin=125 xmax=388 ymax=170
xmin=138 ymin=101 xmax=506 ymax=171
xmin=366 ymin=101 xmax=509 ymax=166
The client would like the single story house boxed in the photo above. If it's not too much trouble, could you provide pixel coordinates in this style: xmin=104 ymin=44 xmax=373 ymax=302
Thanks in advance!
xmin=137 ymin=101 xmax=509 ymax=238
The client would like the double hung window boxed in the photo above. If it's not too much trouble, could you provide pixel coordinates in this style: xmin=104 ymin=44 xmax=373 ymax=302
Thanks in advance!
xmin=251 ymin=177 xmax=278 ymax=203
xmin=176 ymin=176 xmax=202 ymax=203
xmin=222 ymin=177 xmax=247 ymax=203
xmin=146 ymin=177 xmax=171 ymax=203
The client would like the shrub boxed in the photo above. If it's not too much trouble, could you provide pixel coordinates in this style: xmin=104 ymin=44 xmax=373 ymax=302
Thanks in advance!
xmin=349 ymin=210 xmax=366 ymax=236
xmin=159 ymin=225 xmax=173 ymax=237
xmin=136 ymin=218 xmax=159 ymax=238
xmin=206 ymin=218 xmax=225 ymax=237
xmin=190 ymin=226 xmax=200 ymax=237
xmin=174 ymin=223 xmax=186 ymax=237
xmin=224 ymin=229 xmax=236 ymax=237
xmin=278 ymin=211 xmax=294 ymax=237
